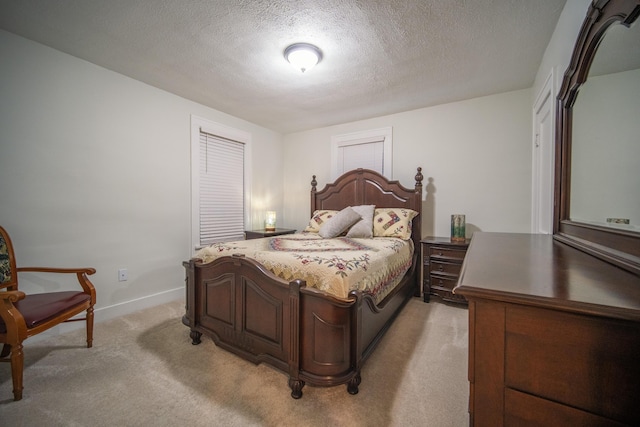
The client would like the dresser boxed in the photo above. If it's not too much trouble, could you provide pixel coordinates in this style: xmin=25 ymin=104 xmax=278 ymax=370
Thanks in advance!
xmin=421 ymin=237 xmax=470 ymax=303
xmin=455 ymin=232 xmax=640 ymax=426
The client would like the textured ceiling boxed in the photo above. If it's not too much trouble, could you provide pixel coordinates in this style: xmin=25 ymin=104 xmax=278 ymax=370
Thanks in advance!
xmin=0 ymin=0 xmax=568 ymax=133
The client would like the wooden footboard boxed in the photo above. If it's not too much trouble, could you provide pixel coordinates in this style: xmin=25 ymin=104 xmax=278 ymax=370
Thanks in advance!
xmin=182 ymin=251 xmax=417 ymax=398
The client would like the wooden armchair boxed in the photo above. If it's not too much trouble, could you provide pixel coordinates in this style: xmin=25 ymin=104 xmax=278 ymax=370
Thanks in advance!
xmin=0 ymin=226 xmax=96 ymax=401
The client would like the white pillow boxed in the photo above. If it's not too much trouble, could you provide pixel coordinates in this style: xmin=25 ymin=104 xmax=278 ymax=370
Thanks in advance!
xmin=318 ymin=207 xmax=362 ymax=238
xmin=346 ymin=205 xmax=375 ymax=238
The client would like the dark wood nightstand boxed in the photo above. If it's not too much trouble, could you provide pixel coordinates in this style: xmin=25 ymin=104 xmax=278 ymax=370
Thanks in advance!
xmin=421 ymin=236 xmax=470 ymax=304
xmin=244 ymin=228 xmax=296 ymax=240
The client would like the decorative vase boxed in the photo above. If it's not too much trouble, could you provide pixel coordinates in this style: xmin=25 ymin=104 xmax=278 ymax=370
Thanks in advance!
xmin=451 ymin=214 xmax=466 ymax=242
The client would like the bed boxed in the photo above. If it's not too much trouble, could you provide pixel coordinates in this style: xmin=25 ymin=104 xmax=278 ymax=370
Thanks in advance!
xmin=182 ymin=167 xmax=423 ymax=398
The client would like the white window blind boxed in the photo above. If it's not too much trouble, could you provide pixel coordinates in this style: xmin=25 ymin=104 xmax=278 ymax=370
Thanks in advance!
xmin=331 ymin=127 xmax=392 ymax=180
xmin=338 ymin=140 xmax=384 ymax=175
xmin=199 ymin=131 xmax=245 ymax=245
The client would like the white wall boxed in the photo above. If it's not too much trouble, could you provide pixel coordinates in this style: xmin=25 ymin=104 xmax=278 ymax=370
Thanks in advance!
xmin=0 ymin=30 xmax=284 ymax=332
xmin=283 ymin=89 xmax=533 ymax=238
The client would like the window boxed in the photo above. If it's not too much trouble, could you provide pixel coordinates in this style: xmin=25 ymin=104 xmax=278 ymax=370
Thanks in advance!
xmin=331 ymin=127 xmax=392 ymax=180
xmin=191 ymin=116 xmax=251 ymax=249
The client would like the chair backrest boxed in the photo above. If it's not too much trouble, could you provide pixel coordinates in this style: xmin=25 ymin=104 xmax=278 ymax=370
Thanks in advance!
xmin=0 ymin=226 xmax=18 ymax=291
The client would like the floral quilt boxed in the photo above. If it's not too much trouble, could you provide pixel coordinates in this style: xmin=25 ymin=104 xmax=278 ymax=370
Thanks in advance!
xmin=194 ymin=232 xmax=414 ymax=304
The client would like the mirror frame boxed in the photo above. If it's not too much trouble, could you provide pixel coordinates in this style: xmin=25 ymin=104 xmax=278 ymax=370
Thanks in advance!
xmin=554 ymin=0 xmax=640 ymax=275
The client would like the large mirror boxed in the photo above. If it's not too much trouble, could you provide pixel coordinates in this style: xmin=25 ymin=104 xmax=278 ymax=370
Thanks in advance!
xmin=572 ymin=17 xmax=640 ymax=230
xmin=554 ymin=0 xmax=640 ymax=275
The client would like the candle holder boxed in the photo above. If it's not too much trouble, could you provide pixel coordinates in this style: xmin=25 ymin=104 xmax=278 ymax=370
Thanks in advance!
xmin=451 ymin=214 xmax=466 ymax=242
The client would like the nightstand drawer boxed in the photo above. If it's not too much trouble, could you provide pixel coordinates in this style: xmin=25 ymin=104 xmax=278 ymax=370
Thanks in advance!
xmin=430 ymin=274 xmax=466 ymax=303
xmin=429 ymin=260 xmax=462 ymax=276
xmin=430 ymin=273 xmax=459 ymax=291
xmin=429 ymin=246 xmax=467 ymax=262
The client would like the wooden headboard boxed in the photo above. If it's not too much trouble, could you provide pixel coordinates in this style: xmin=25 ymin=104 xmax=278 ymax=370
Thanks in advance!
xmin=310 ymin=167 xmax=424 ymax=250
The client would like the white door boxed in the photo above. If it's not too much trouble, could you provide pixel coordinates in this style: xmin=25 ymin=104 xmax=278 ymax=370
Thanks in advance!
xmin=532 ymin=72 xmax=555 ymax=234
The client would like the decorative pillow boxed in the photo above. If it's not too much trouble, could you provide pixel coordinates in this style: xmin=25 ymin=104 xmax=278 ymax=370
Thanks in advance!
xmin=373 ymin=208 xmax=419 ymax=240
xmin=304 ymin=210 xmax=338 ymax=232
xmin=319 ymin=207 xmax=362 ymax=238
xmin=346 ymin=205 xmax=375 ymax=238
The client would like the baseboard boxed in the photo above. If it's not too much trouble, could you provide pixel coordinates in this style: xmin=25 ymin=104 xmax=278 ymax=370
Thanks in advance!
xmin=94 ymin=287 xmax=184 ymax=323
xmin=26 ymin=287 xmax=184 ymax=344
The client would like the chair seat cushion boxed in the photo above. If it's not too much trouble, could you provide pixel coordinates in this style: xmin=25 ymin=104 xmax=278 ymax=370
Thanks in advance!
xmin=0 ymin=291 xmax=90 ymax=333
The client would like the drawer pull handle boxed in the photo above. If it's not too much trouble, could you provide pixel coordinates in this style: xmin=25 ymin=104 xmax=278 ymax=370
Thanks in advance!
xmin=438 ymin=265 xmax=444 ymax=271
xmin=437 ymin=252 xmax=443 ymax=256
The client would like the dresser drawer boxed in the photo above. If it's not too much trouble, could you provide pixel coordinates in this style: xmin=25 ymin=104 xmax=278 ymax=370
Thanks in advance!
xmin=505 ymin=305 xmax=640 ymax=423
xmin=429 ymin=245 xmax=466 ymax=262
xmin=505 ymin=388 xmax=623 ymax=427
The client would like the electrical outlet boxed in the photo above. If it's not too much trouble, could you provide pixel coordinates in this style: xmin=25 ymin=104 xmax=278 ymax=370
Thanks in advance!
xmin=118 ymin=268 xmax=128 ymax=282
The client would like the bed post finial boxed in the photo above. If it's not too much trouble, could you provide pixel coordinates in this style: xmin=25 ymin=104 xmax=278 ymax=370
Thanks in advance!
xmin=415 ymin=167 xmax=423 ymax=192
xmin=311 ymin=175 xmax=317 ymax=192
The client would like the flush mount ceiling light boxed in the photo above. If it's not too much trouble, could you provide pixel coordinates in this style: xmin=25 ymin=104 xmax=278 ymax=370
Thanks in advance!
xmin=284 ymin=43 xmax=322 ymax=73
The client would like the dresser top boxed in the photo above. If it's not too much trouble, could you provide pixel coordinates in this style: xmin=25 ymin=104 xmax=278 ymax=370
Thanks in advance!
xmin=455 ymin=232 xmax=640 ymax=321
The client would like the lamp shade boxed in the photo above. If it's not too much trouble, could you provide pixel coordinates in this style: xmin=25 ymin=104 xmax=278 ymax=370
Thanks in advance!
xmin=265 ymin=211 xmax=277 ymax=231
xmin=284 ymin=43 xmax=322 ymax=73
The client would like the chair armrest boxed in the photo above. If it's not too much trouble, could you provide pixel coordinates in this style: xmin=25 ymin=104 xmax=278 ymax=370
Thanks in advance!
xmin=17 ymin=267 xmax=96 ymax=275
xmin=0 ymin=290 xmax=28 ymax=343
xmin=0 ymin=290 xmax=26 ymax=303
xmin=16 ymin=267 xmax=96 ymax=303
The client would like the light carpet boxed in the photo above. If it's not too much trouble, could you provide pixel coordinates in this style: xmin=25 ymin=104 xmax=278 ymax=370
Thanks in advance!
xmin=0 ymin=297 xmax=469 ymax=426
